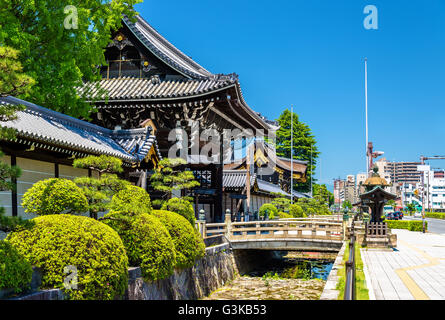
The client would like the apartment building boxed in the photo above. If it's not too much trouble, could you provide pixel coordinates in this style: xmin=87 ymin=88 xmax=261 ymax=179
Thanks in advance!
xmin=385 ymin=161 xmax=422 ymax=186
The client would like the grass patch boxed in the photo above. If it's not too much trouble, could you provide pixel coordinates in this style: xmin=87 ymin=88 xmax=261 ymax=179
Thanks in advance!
xmin=336 ymin=241 xmax=369 ymax=300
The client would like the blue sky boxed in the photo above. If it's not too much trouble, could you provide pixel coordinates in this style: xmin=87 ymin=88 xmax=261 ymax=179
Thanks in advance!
xmin=136 ymin=1 xmax=445 ymax=188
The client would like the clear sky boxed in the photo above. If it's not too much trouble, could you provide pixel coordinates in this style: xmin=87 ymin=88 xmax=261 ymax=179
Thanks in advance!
xmin=135 ymin=0 xmax=445 ymax=189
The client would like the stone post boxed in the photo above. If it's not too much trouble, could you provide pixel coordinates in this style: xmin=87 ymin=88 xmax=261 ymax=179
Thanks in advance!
xmin=225 ymin=209 xmax=232 ymax=240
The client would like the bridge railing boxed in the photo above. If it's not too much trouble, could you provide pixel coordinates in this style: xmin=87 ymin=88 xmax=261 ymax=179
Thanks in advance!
xmin=199 ymin=214 xmax=343 ymax=242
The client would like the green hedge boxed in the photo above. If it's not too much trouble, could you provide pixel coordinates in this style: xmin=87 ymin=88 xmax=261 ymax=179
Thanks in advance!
xmin=110 ymin=185 xmax=152 ymax=215
xmin=21 ymin=178 xmax=88 ymax=216
xmin=0 ymin=240 xmax=33 ymax=294
xmin=102 ymin=211 xmax=176 ymax=281
xmin=7 ymin=214 xmax=129 ymax=300
xmin=385 ymin=220 xmax=428 ymax=232
xmin=425 ymin=212 xmax=445 ymax=220
xmin=152 ymin=210 xmax=205 ymax=269
xmin=161 ymin=198 xmax=195 ymax=226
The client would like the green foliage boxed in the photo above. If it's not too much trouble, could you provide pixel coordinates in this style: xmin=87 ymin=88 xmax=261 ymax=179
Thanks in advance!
xmin=6 ymin=214 xmax=129 ymax=300
xmin=21 ymin=178 xmax=88 ymax=216
xmin=0 ymin=0 xmax=141 ymax=118
xmin=73 ymin=156 xmax=130 ymax=218
xmin=0 ymin=151 xmax=21 ymax=192
xmin=0 ymin=46 xmax=34 ymax=139
xmin=406 ymin=203 xmax=417 ymax=214
xmin=150 ymin=158 xmax=200 ymax=199
xmin=274 ymin=109 xmax=319 ymax=192
xmin=73 ymin=155 xmax=123 ymax=175
xmin=270 ymin=196 xmax=291 ymax=212
xmin=102 ymin=211 xmax=176 ymax=281
xmin=342 ymin=201 xmax=353 ymax=210
xmin=289 ymin=204 xmax=306 ymax=218
xmin=0 ymin=152 xmax=28 ymax=232
xmin=277 ymin=211 xmax=293 ymax=219
xmin=385 ymin=220 xmax=427 ymax=232
xmin=259 ymin=203 xmax=278 ymax=218
xmin=313 ymin=184 xmax=334 ymax=207
xmin=0 ymin=207 xmax=34 ymax=233
xmin=161 ymin=198 xmax=195 ymax=226
xmin=425 ymin=212 xmax=445 ymax=219
xmin=152 ymin=210 xmax=205 ymax=269
xmin=110 ymin=185 xmax=152 ymax=216
xmin=297 ymin=197 xmax=330 ymax=216
xmin=0 ymin=240 xmax=33 ymax=293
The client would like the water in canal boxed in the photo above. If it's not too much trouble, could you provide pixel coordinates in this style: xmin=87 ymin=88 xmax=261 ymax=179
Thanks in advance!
xmin=204 ymin=252 xmax=334 ymax=300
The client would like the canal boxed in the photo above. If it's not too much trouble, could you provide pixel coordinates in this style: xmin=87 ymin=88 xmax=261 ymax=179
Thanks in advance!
xmin=204 ymin=251 xmax=335 ymax=300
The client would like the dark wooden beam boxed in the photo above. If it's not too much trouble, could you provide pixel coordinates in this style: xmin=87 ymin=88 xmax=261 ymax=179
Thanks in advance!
xmin=11 ymin=155 xmax=17 ymax=217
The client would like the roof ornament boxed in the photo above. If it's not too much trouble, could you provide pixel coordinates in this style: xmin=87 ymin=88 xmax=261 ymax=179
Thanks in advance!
xmin=150 ymin=75 xmax=161 ymax=85
xmin=108 ymin=34 xmax=133 ymax=51
xmin=213 ymin=73 xmax=239 ymax=82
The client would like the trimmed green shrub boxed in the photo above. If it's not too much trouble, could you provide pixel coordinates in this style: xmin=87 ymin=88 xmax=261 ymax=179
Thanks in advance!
xmin=289 ymin=204 xmax=306 ymax=218
xmin=425 ymin=212 xmax=445 ymax=220
xmin=110 ymin=185 xmax=152 ymax=215
xmin=161 ymin=198 xmax=195 ymax=226
xmin=6 ymin=214 xmax=128 ymax=300
xmin=102 ymin=211 xmax=176 ymax=281
xmin=259 ymin=203 xmax=278 ymax=219
xmin=152 ymin=210 xmax=205 ymax=269
xmin=21 ymin=178 xmax=88 ymax=216
xmin=0 ymin=240 xmax=33 ymax=294
xmin=385 ymin=220 xmax=428 ymax=232
xmin=277 ymin=211 xmax=293 ymax=219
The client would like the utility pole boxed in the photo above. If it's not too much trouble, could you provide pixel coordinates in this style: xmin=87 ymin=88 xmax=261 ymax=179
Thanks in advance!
xmin=291 ymin=105 xmax=294 ymax=204
xmin=311 ymin=145 xmax=313 ymax=197
xmin=365 ymin=58 xmax=369 ymax=177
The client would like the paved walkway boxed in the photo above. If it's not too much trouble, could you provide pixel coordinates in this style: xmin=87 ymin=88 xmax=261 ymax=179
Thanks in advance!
xmin=361 ymin=229 xmax=445 ymax=300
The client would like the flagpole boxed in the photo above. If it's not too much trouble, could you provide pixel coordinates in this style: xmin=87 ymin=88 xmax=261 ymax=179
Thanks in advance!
xmin=365 ymin=58 xmax=369 ymax=177
xmin=291 ymin=105 xmax=294 ymax=204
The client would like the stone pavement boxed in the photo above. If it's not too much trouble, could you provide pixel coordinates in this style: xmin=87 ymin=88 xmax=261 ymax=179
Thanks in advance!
xmin=361 ymin=229 xmax=445 ymax=300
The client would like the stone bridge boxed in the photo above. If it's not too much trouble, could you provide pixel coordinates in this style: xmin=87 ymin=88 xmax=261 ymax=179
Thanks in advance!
xmin=198 ymin=216 xmax=344 ymax=252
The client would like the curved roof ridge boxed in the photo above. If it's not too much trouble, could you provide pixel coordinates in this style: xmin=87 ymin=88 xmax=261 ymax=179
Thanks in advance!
xmin=123 ymin=15 xmax=214 ymax=80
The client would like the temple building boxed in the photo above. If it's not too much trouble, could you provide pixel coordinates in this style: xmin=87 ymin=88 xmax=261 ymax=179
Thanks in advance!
xmin=0 ymin=96 xmax=161 ymax=219
xmin=79 ymin=14 xmax=307 ymax=221
xmin=0 ymin=14 xmax=308 ymax=223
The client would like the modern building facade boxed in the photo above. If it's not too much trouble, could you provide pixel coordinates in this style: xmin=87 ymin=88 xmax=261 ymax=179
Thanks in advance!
xmin=385 ymin=161 xmax=422 ymax=186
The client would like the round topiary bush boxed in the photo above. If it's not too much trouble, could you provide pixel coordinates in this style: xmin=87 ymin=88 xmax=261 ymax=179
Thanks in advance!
xmin=161 ymin=198 xmax=195 ymax=226
xmin=259 ymin=204 xmax=278 ymax=219
xmin=21 ymin=178 xmax=88 ymax=216
xmin=110 ymin=185 xmax=152 ymax=215
xmin=0 ymin=240 xmax=33 ymax=294
xmin=289 ymin=204 xmax=306 ymax=218
xmin=6 ymin=214 xmax=129 ymax=300
xmin=102 ymin=211 xmax=176 ymax=281
xmin=152 ymin=210 xmax=205 ymax=269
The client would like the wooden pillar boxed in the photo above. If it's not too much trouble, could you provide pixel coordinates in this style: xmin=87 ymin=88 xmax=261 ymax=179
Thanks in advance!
xmin=11 ymin=155 xmax=17 ymax=217
xmin=214 ymin=133 xmax=224 ymax=222
xmin=55 ymin=163 xmax=59 ymax=178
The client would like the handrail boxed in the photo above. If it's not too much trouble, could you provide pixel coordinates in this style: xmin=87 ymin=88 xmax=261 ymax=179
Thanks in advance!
xmin=344 ymin=218 xmax=356 ymax=300
xmin=200 ymin=217 xmax=343 ymax=241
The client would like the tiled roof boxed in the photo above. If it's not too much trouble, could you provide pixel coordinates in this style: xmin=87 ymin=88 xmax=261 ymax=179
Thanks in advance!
xmin=0 ymin=96 xmax=160 ymax=163
xmin=79 ymin=77 xmax=234 ymax=101
xmin=123 ymin=15 xmax=213 ymax=80
xmin=256 ymin=179 xmax=291 ymax=197
xmin=223 ymin=170 xmax=256 ymax=189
